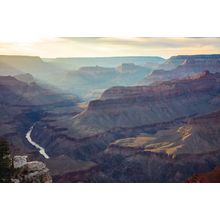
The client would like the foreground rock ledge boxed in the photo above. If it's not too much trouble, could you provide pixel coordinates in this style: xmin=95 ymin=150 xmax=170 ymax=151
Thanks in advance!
xmin=12 ymin=156 xmax=52 ymax=183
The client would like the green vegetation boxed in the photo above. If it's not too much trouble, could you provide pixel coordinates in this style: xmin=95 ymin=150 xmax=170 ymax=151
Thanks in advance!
xmin=0 ymin=138 xmax=13 ymax=183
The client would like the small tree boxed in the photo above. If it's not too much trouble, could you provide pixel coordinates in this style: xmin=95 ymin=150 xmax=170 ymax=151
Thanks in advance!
xmin=0 ymin=138 xmax=13 ymax=182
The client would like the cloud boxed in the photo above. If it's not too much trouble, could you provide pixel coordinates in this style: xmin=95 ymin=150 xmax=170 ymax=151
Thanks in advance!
xmin=0 ymin=37 xmax=220 ymax=58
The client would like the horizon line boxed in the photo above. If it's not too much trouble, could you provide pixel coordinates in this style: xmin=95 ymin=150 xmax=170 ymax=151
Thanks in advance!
xmin=1 ymin=53 xmax=220 ymax=60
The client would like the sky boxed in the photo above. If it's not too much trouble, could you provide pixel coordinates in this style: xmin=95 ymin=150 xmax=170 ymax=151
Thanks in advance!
xmin=0 ymin=37 xmax=220 ymax=58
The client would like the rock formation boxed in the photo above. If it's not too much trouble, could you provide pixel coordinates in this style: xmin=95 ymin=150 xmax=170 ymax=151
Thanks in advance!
xmin=0 ymin=55 xmax=65 ymax=81
xmin=70 ymin=71 xmax=220 ymax=134
xmin=46 ymin=56 xmax=164 ymax=70
xmin=96 ymin=110 xmax=220 ymax=182
xmin=12 ymin=155 xmax=52 ymax=183
xmin=186 ymin=166 xmax=220 ymax=183
xmin=143 ymin=54 xmax=220 ymax=84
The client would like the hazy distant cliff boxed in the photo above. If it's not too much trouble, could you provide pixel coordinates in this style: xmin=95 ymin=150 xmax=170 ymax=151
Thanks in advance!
xmin=143 ymin=54 xmax=220 ymax=84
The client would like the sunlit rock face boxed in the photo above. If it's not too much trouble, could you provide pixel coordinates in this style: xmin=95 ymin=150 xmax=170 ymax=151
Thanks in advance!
xmin=13 ymin=156 xmax=28 ymax=168
xmin=106 ymin=109 xmax=220 ymax=157
xmin=96 ymin=110 xmax=220 ymax=183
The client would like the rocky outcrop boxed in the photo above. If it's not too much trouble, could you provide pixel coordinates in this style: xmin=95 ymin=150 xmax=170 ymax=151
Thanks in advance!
xmin=12 ymin=156 xmax=52 ymax=183
xmin=186 ymin=166 xmax=220 ymax=183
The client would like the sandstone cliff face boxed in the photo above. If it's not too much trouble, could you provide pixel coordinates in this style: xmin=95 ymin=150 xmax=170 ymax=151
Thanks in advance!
xmin=12 ymin=156 xmax=52 ymax=183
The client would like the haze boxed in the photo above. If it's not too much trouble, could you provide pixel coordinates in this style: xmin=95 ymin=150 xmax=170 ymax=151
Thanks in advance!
xmin=0 ymin=37 xmax=220 ymax=58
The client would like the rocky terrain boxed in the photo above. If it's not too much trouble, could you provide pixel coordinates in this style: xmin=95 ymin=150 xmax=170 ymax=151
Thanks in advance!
xmin=0 ymin=55 xmax=163 ymax=182
xmin=0 ymin=74 xmax=78 ymax=156
xmin=0 ymin=55 xmax=164 ymax=100
xmin=0 ymin=55 xmax=65 ymax=82
xmin=29 ymin=71 xmax=220 ymax=182
xmin=68 ymin=71 xmax=220 ymax=135
xmin=186 ymin=165 xmax=220 ymax=183
xmin=59 ymin=63 xmax=152 ymax=99
xmin=95 ymin=110 xmax=220 ymax=182
xmin=107 ymin=110 xmax=220 ymax=156
xmin=0 ymin=74 xmax=93 ymax=182
xmin=45 ymin=155 xmax=97 ymax=182
xmin=45 ymin=56 xmax=164 ymax=70
xmin=12 ymin=155 xmax=52 ymax=183
xmin=1 ymin=54 xmax=220 ymax=182
xmin=143 ymin=54 xmax=220 ymax=84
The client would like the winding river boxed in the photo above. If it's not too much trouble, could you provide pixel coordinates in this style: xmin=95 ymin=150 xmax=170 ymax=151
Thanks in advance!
xmin=25 ymin=109 xmax=84 ymax=160
xmin=25 ymin=124 xmax=50 ymax=159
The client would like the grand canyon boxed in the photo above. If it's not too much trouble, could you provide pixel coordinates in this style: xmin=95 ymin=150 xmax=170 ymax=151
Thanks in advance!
xmin=1 ymin=38 xmax=220 ymax=183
